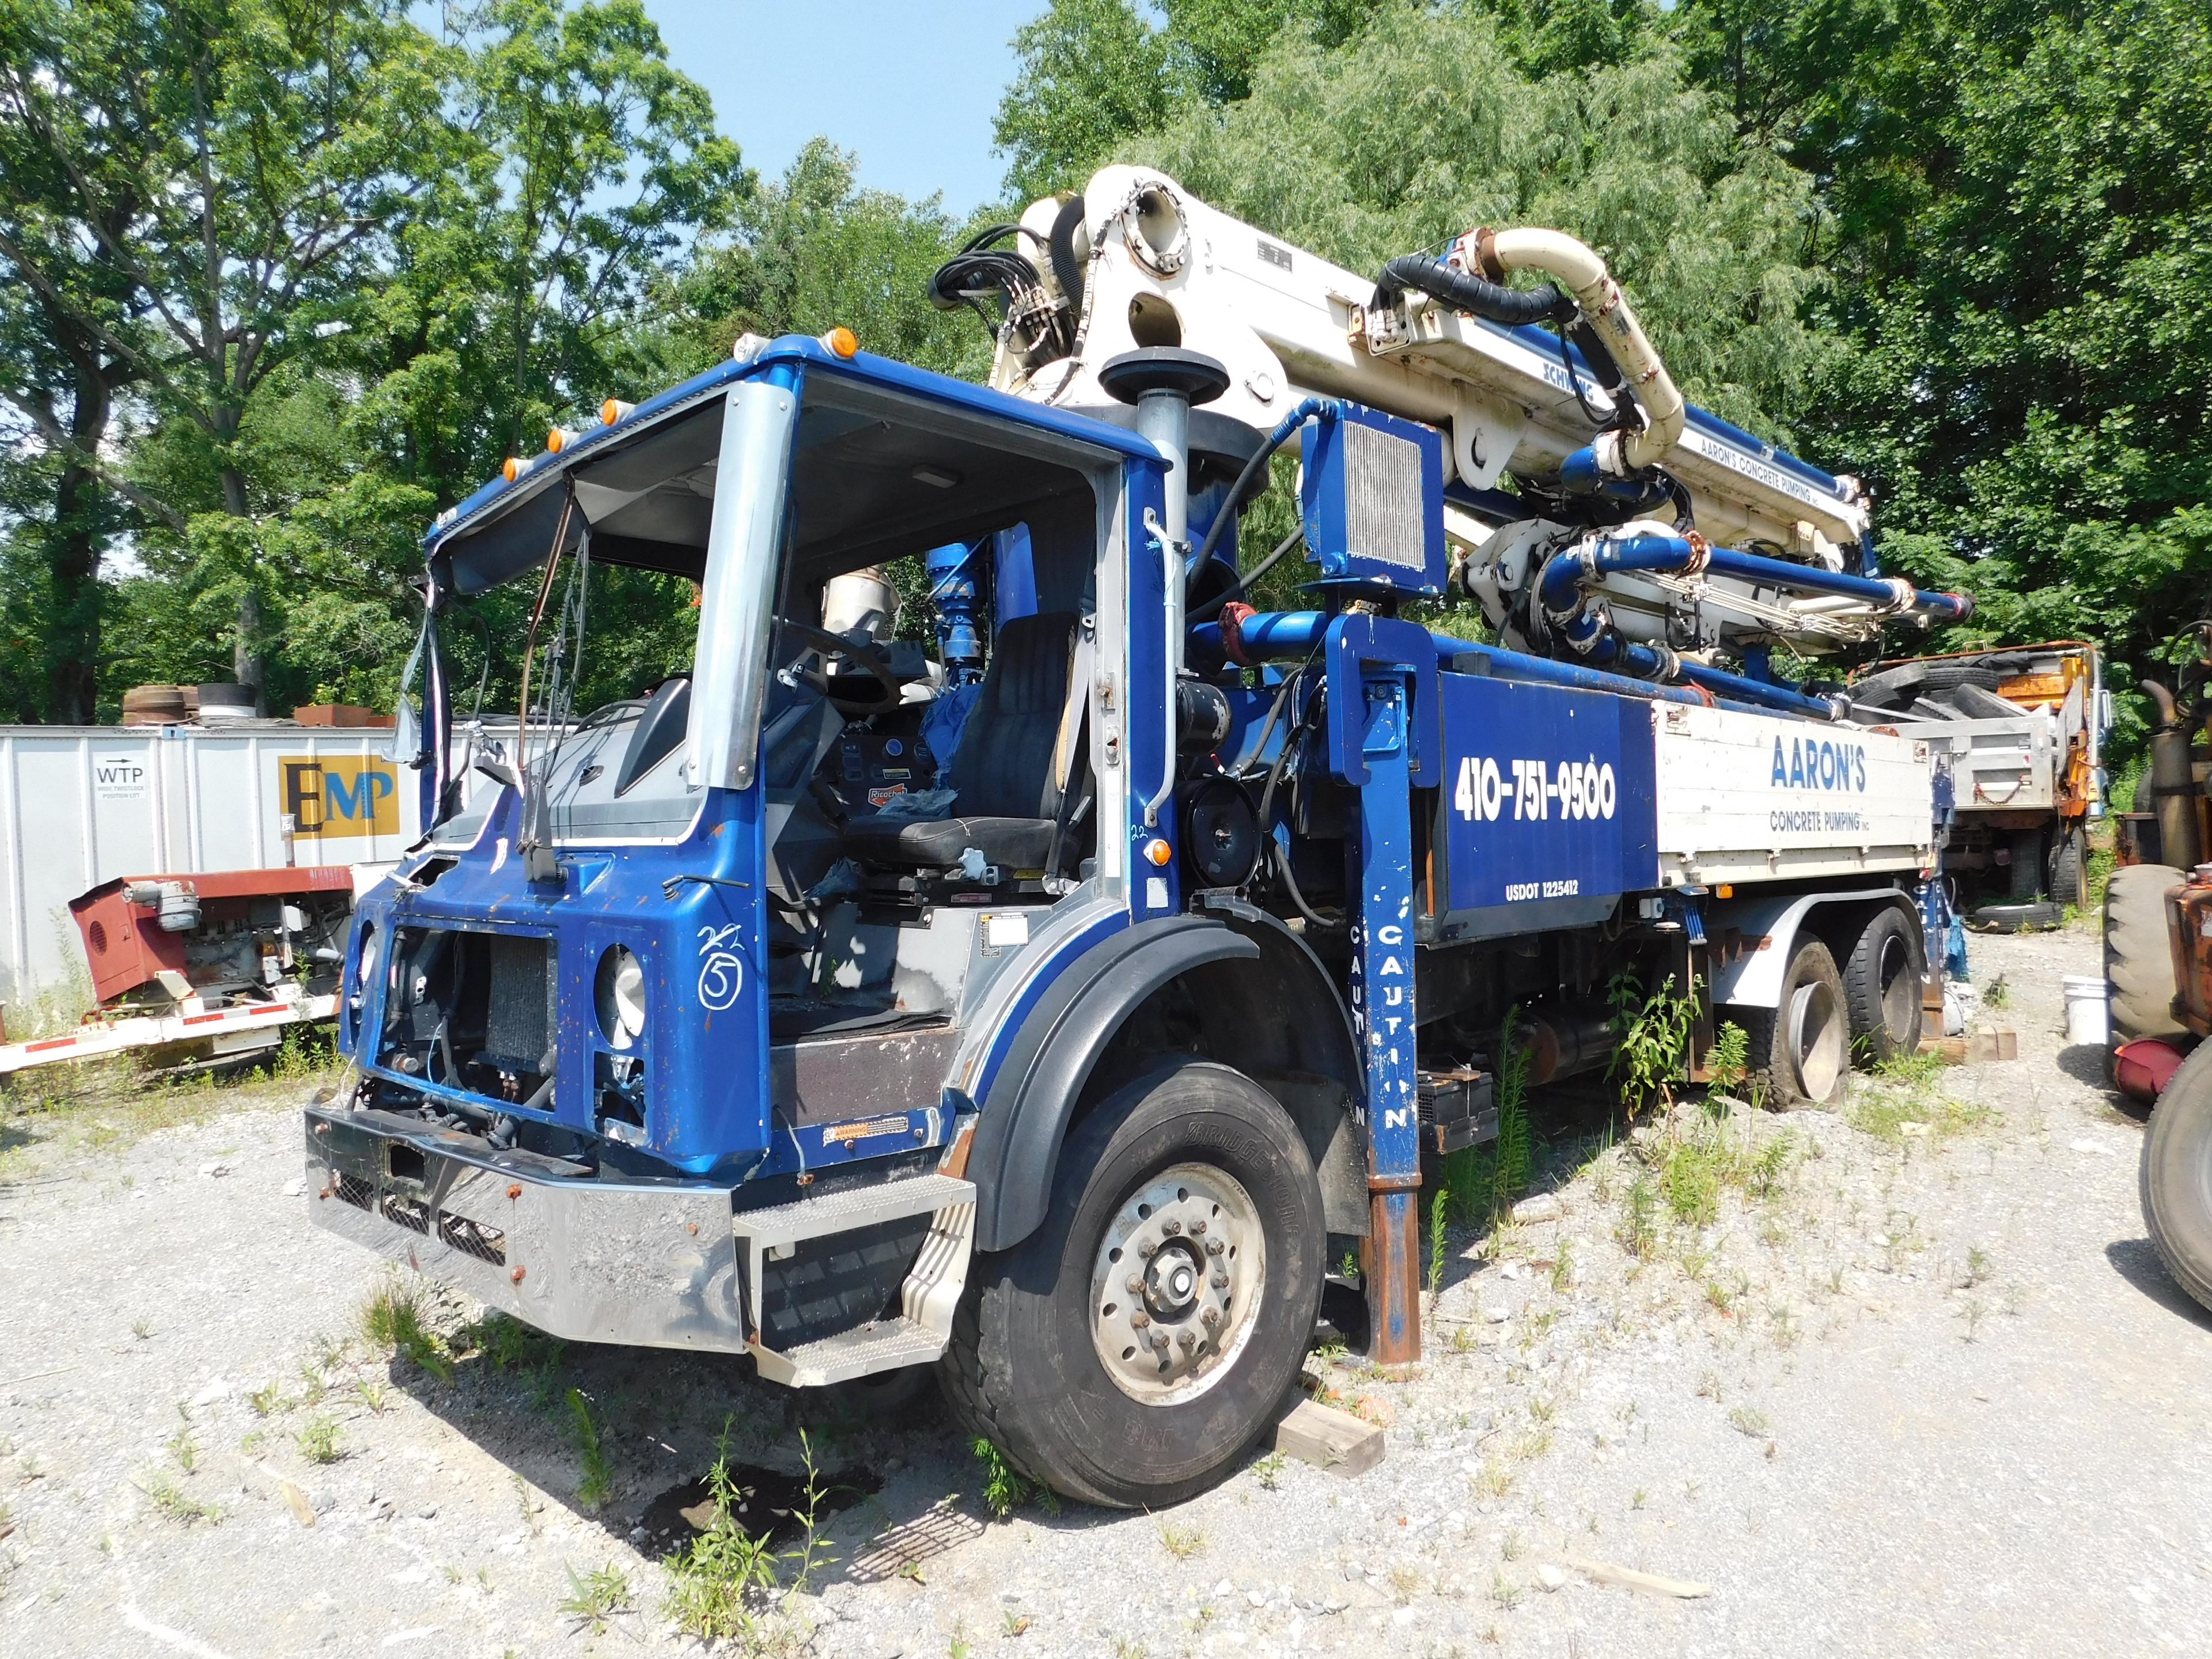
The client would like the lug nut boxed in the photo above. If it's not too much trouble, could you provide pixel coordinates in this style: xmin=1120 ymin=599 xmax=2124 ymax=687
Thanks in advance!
xmin=1201 ymin=1308 xmax=1220 ymax=1328
xmin=1150 ymin=1331 xmax=1169 ymax=1352
xmin=1161 ymin=1218 xmax=1181 ymax=1235
xmin=1126 ymin=1274 xmax=1143 ymax=1294
xmin=1206 ymin=1238 xmax=1225 ymax=1256
xmin=1190 ymin=1219 xmax=1206 ymax=1234
xmin=1137 ymin=1238 xmax=1158 ymax=1257
xmin=1211 ymin=1271 xmax=1229 ymax=1289
xmin=1131 ymin=1310 xmax=1150 ymax=1328
xmin=1177 ymin=1331 xmax=1196 ymax=1350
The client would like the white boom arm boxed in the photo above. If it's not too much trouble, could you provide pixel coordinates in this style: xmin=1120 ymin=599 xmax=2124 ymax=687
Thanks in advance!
xmin=998 ymin=166 xmax=1869 ymax=563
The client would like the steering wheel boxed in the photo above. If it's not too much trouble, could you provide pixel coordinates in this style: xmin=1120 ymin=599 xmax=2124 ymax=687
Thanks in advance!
xmin=770 ymin=616 xmax=902 ymax=715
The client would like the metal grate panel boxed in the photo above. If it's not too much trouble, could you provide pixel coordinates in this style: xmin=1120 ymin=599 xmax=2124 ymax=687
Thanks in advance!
xmin=1343 ymin=420 xmax=1425 ymax=570
xmin=380 ymin=1191 xmax=430 ymax=1233
xmin=334 ymin=1171 xmax=374 ymax=1211
xmin=437 ymin=1210 xmax=507 ymax=1265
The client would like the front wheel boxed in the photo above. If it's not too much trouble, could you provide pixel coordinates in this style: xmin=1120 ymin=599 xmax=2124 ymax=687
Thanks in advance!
xmin=937 ymin=1059 xmax=1325 ymax=1508
xmin=2141 ymin=1040 xmax=2212 ymax=1316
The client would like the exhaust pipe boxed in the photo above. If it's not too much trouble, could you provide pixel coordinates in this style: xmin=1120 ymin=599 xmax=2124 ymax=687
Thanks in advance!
xmin=2146 ymin=679 xmax=2201 ymax=869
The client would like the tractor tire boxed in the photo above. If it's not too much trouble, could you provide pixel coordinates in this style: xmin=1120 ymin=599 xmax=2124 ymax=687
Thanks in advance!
xmin=1738 ymin=938 xmax=1851 ymax=1108
xmin=1842 ymin=907 xmax=1923 ymax=1065
xmin=2141 ymin=1037 xmax=2212 ymax=1316
xmin=2048 ymin=825 xmax=2089 ymax=910
xmin=936 ymin=1058 xmax=1324 ymax=1508
xmin=2104 ymin=864 xmax=2186 ymax=1068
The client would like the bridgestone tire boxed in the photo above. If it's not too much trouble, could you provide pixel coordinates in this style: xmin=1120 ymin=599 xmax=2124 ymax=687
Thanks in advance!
xmin=936 ymin=1059 xmax=1325 ymax=1508
xmin=2105 ymin=864 xmax=2186 ymax=1063
xmin=2141 ymin=1038 xmax=2212 ymax=1316
xmin=1738 ymin=938 xmax=1851 ymax=1108
xmin=1842 ymin=907 xmax=1923 ymax=1065
xmin=2048 ymin=825 xmax=2088 ymax=910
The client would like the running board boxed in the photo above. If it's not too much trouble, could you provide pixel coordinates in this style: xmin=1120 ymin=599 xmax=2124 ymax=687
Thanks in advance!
xmin=733 ymin=1172 xmax=975 ymax=1387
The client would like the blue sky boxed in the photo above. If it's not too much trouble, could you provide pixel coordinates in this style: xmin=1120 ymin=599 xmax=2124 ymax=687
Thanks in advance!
xmin=639 ymin=1 xmax=1049 ymax=213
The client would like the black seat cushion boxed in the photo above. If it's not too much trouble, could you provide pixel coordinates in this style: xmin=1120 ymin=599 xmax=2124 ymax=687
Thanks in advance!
xmin=948 ymin=612 xmax=1078 ymax=819
xmin=841 ymin=815 xmax=1055 ymax=870
xmin=843 ymin=611 xmax=1078 ymax=871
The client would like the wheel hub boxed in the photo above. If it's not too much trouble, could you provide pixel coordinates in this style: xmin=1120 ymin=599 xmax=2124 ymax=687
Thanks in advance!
xmin=1090 ymin=1163 xmax=1264 ymax=1403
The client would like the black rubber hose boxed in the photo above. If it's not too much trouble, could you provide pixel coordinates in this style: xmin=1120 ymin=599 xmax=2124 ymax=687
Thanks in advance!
xmin=1048 ymin=194 xmax=1086 ymax=316
xmin=1373 ymin=254 xmax=1577 ymax=327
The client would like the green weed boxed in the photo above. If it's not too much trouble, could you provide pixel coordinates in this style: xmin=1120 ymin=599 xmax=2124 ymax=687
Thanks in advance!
xmin=296 ymin=1415 xmax=342 ymax=1465
xmin=1608 ymin=972 xmax=1700 ymax=1115
xmin=566 ymin=1389 xmax=613 ymax=1511
xmin=358 ymin=1276 xmax=452 ymax=1380
xmin=1619 ymin=1173 xmax=1661 ymax=1259
xmin=558 ymin=1562 xmax=630 ymax=1635
xmin=972 ymin=1435 xmax=1055 ymax=1518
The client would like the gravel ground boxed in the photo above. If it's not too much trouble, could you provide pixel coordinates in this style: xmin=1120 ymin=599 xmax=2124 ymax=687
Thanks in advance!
xmin=3 ymin=926 xmax=2209 ymax=1659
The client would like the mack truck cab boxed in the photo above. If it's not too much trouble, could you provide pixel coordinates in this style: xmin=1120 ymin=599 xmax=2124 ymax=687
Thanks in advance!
xmin=310 ymin=174 xmax=1969 ymax=1508
xmin=310 ymin=329 xmax=1377 ymax=1506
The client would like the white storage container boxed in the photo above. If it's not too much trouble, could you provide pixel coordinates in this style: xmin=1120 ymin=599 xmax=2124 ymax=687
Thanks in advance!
xmin=0 ymin=723 xmax=425 ymax=1002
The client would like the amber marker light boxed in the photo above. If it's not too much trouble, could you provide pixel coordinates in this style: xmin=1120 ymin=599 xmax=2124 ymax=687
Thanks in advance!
xmin=601 ymin=399 xmax=635 ymax=425
xmin=547 ymin=427 xmax=576 ymax=453
xmin=1143 ymin=838 xmax=1172 ymax=866
xmin=823 ymin=325 xmax=858 ymax=358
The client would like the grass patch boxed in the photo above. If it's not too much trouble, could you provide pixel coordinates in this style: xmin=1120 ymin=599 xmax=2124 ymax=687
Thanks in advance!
xmin=1157 ymin=1517 xmax=1206 ymax=1559
xmin=1850 ymin=1051 xmax=1997 ymax=1143
xmin=358 ymin=1275 xmax=452 ymax=1380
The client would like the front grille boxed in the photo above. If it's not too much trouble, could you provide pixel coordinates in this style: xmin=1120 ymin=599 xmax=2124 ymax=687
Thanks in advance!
xmin=380 ymin=1191 xmax=431 ymax=1233
xmin=438 ymin=1211 xmax=507 ymax=1265
xmin=334 ymin=1172 xmax=375 ymax=1211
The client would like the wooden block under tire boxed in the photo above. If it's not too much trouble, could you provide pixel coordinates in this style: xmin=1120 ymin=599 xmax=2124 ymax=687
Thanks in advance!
xmin=1272 ymin=1396 xmax=1385 ymax=1477
xmin=1933 ymin=1028 xmax=2017 ymax=1064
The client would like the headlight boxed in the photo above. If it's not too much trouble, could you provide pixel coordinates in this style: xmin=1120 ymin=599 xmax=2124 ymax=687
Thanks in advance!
xmin=595 ymin=946 xmax=646 ymax=1050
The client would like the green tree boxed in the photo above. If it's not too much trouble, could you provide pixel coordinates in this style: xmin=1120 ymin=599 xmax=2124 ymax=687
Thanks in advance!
xmin=1670 ymin=0 xmax=2212 ymax=725
xmin=1134 ymin=2 xmax=1830 ymax=438
xmin=993 ymin=0 xmax=1384 ymax=201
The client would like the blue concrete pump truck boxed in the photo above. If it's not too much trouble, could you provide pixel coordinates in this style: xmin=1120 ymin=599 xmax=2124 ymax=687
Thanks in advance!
xmin=308 ymin=170 xmax=1972 ymax=1507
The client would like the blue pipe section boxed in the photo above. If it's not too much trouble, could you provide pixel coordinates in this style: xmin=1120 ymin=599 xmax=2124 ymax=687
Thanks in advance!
xmin=1191 ymin=609 xmax=1833 ymax=721
xmin=1541 ymin=530 xmax=1971 ymax=624
xmin=1678 ymin=661 xmax=1845 ymax=719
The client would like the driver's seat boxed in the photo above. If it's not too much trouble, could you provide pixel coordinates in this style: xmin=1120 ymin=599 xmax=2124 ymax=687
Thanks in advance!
xmin=843 ymin=611 xmax=1080 ymax=873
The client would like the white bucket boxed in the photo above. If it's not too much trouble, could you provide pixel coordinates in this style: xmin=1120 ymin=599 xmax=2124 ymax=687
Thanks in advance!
xmin=2062 ymin=975 xmax=2109 ymax=1047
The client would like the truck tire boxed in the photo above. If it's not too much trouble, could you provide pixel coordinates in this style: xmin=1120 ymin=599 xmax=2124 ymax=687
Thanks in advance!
xmin=2105 ymin=863 xmax=2186 ymax=1064
xmin=2048 ymin=825 xmax=2088 ymax=909
xmin=2140 ymin=1037 xmax=2212 ymax=1316
xmin=937 ymin=1058 xmax=1325 ymax=1508
xmin=1738 ymin=938 xmax=1850 ymax=1108
xmin=1842 ymin=907 xmax=1923 ymax=1065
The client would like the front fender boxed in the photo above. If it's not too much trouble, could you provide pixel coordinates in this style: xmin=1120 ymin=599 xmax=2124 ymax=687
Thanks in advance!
xmin=968 ymin=916 xmax=1260 ymax=1252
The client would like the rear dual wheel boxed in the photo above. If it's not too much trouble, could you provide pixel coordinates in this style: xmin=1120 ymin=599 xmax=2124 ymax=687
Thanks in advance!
xmin=1738 ymin=938 xmax=1851 ymax=1108
xmin=938 ymin=1059 xmax=1324 ymax=1508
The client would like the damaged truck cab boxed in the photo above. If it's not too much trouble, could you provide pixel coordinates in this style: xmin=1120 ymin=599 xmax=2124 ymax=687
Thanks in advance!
xmin=310 ymin=174 xmax=1967 ymax=1509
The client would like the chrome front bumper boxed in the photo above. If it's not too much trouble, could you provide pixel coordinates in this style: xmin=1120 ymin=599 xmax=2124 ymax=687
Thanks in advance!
xmin=304 ymin=1104 xmax=749 ymax=1353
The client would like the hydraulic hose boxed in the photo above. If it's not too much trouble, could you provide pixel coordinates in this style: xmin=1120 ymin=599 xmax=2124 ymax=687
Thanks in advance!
xmin=1372 ymin=254 xmax=1576 ymax=328
xmin=1048 ymin=194 xmax=1086 ymax=314
xmin=1184 ymin=395 xmax=1338 ymax=584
